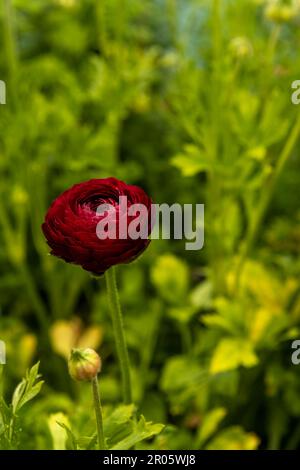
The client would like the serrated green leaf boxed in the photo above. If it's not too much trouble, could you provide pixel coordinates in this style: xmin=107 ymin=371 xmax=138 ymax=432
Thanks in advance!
xmin=12 ymin=362 xmax=44 ymax=414
xmin=12 ymin=380 xmax=27 ymax=414
xmin=190 ymin=281 xmax=213 ymax=309
xmin=104 ymin=404 xmax=136 ymax=439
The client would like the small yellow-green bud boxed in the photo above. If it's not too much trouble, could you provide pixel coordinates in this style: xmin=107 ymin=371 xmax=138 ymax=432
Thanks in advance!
xmin=68 ymin=348 xmax=101 ymax=382
xmin=229 ymin=37 xmax=253 ymax=59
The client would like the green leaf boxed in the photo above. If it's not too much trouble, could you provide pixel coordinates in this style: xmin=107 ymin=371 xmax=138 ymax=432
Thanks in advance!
xmin=80 ymin=407 xmax=164 ymax=450
xmin=151 ymin=254 xmax=189 ymax=305
xmin=206 ymin=426 xmax=260 ymax=450
xmin=190 ymin=281 xmax=213 ymax=309
xmin=0 ymin=397 xmax=12 ymax=427
xmin=202 ymin=299 xmax=246 ymax=336
xmin=0 ymin=398 xmax=12 ymax=448
xmin=57 ymin=421 xmax=78 ymax=450
xmin=160 ymin=356 xmax=207 ymax=393
xmin=167 ymin=306 xmax=196 ymax=324
xmin=48 ymin=413 xmax=71 ymax=450
xmin=197 ymin=408 xmax=227 ymax=447
xmin=11 ymin=380 xmax=27 ymax=415
xmin=171 ymin=145 xmax=209 ymax=177
xmin=26 ymin=361 xmax=40 ymax=388
xmin=104 ymin=404 xmax=136 ymax=440
xmin=12 ymin=362 xmax=44 ymax=414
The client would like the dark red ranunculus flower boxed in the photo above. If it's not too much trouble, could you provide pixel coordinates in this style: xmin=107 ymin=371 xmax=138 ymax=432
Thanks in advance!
xmin=42 ymin=178 xmax=153 ymax=275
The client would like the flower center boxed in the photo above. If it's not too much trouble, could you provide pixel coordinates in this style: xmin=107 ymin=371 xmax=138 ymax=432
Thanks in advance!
xmin=81 ymin=194 xmax=119 ymax=213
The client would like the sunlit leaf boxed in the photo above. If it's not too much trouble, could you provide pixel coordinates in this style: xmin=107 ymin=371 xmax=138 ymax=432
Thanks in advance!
xmin=210 ymin=338 xmax=258 ymax=374
xmin=197 ymin=408 xmax=227 ymax=447
xmin=206 ymin=426 xmax=260 ymax=450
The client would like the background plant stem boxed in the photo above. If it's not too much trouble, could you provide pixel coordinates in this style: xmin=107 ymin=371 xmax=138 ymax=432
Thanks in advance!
xmin=105 ymin=266 xmax=132 ymax=404
xmin=91 ymin=377 xmax=105 ymax=450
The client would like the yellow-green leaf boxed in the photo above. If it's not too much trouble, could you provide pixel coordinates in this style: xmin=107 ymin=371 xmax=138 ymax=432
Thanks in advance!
xmin=210 ymin=338 xmax=259 ymax=374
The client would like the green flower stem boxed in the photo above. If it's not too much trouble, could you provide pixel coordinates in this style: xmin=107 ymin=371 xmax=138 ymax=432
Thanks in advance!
xmin=91 ymin=377 xmax=105 ymax=450
xmin=105 ymin=266 xmax=132 ymax=404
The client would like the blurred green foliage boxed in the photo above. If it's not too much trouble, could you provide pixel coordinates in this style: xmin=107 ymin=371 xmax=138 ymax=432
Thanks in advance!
xmin=0 ymin=0 xmax=300 ymax=450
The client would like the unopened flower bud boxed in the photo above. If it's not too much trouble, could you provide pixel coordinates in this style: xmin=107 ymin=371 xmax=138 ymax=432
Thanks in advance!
xmin=265 ymin=3 xmax=296 ymax=23
xmin=68 ymin=348 xmax=101 ymax=382
xmin=229 ymin=37 xmax=253 ymax=59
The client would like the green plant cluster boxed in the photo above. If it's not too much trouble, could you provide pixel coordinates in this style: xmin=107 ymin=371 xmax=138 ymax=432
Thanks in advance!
xmin=0 ymin=0 xmax=300 ymax=450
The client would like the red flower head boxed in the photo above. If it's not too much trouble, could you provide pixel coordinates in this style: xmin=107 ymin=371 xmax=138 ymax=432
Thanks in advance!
xmin=42 ymin=178 xmax=153 ymax=275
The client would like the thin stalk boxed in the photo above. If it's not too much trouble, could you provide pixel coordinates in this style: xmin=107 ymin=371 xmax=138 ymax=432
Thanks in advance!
xmin=267 ymin=24 xmax=281 ymax=63
xmin=105 ymin=266 xmax=132 ymax=404
xmin=92 ymin=377 xmax=105 ymax=450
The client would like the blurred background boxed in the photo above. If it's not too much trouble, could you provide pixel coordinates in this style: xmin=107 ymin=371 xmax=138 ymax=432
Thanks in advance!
xmin=0 ymin=0 xmax=300 ymax=450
